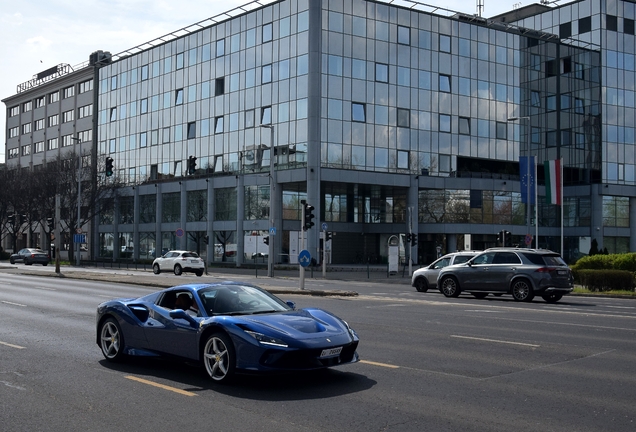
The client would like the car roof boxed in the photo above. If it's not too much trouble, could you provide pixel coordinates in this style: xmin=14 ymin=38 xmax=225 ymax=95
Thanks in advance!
xmin=484 ymin=247 xmax=560 ymax=255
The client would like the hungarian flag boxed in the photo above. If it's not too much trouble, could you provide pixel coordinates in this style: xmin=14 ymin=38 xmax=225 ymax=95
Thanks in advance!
xmin=544 ymin=159 xmax=562 ymax=205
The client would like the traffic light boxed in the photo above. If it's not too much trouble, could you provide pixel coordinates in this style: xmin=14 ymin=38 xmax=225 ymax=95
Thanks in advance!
xmin=7 ymin=214 xmax=15 ymax=225
xmin=497 ymin=230 xmax=503 ymax=244
xmin=325 ymin=232 xmax=332 ymax=242
xmin=303 ymin=202 xmax=315 ymax=231
xmin=203 ymin=235 xmax=209 ymax=245
xmin=405 ymin=233 xmax=411 ymax=243
xmin=263 ymin=236 xmax=269 ymax=245
xmin=411 ymin=234 xmax=418 ymax=247
xmin=504 ymin=230 xmax=512 ymax=247
xmin=19 ymin=214 xmax=26 ymax=224
xmin=188 ymin=155 xmax=197 ymax=175
xmin=47 ymin=217 xmax=54 ymax=230
xmin=105 ymin=157 xmax=114 ymax=177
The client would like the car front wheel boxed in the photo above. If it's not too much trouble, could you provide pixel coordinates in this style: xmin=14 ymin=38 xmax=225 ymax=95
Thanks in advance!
xmin=203 ymin=333 xmax=235 ymax=383
xmin=174 ymin=264 xmax=182 ymax=275
xmin=511 ymin=279 xmax=534 ymax=302
xmin=9 ymin=258 xmax=15 ymax=264
xmin=440 ymin=276 xmax=461 ymax=298
xmin=414 ymin=278 xmax=428 ymax=293
xmin=541 ymin=293 xmax=563 ymax=303
xmin=99 ymin=318 xmax=125 ymax=361
xmin=153 ymin=264 xmax=161 ymax=274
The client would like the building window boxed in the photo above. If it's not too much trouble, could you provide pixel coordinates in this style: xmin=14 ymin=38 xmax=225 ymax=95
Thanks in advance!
xmin=35 ymin=96 xmax=45 ymax=108
xmin=214 ymin=116 xmax=224 ymax=134
xmin=397 ymin=150 xmax=409 ymax=169
xmin=531 ymin=91 xmax=541 ymax=107
xmin=63 ymin=110 xmax=74 ymax=123
xmin=140 ymin=65 xmax=149 ymax=80
xmin=262 ymin=64 xmax=272 ymax=83
xmin=559 ymin=22 xmax=572 ymax=39
xmin=532 ymin=127 xmax=541 ymax=144
xmin=606 ymin=15 xmax=618 ymax=31
xmin=575 ymin=98 xmax=584 ymax=114
xmin=79 ymin=79 xmax=93 ymax=93
xmin=33 ymin=141 xmax=44 ymax=153
xmin=603 ymin=196 xmax=629 ymax=227
xmin=575 ymin=132 xmax=585 ymax=149
xmin=546 ymin=95 xmax=556 ymax=111
xmin=263 ymin=23 xmax=273 ymax=42
xmin=23 ymin=101 xmax=32 ymax=112
xmin=47 ymin=138 xmax=58 ymax=151
xmin=176 ymin=53 xmax=184 ymax=69
xmin=109 ymin=108 xmax=117 ymax=122
xmin=496 ymin=122 xmax=507 ymax=139
xmin=187 ymin=122 xmax=196 ymax=139
xmin=215 ymin=77 xmax=225 ymax=96
xmin=245 ymin=110 xmax=255 ymax=128
xmin=579 ymin=17 xmax=591 ymax=34
xmin=439 ymin=34 xmax=451 ymax=53
xmin=63 ymin=86 xmax=75 ymax=98
xmin=546 ymin=131 xmax=557 ymax=147
xmin=439 ymin=114 xmax=451 ymax=133
xmin=397 ymin=108 xmax=410 ymax=128
xmin=216 ymin=39 xmax=225 ymax=57
xmin=175 ymin=89 xmax=184 ymax=105
xmin=22 ymin=144 xmax=31 ymax=156
xmin=352 ymin=103 xmax=366 ymax=122
xmin=625 ymin=18 xmax=635 ymax=35
xmin=78 ymin=104 xmax=93 ymax=118
xmin=35 ymin=119 xmax=45 ymax=130
xmin=9 ymin=126 xmax=19 ymax=138
xmin=439 ymin=74 xmax=451 ymax=93
xmin=9 ymin=148 xmax=19 ymax=159
xmin=62 ymin=134 xmax=73 ymax=147
xmin=47 ymin=114 xmax=58 ymax=127
xmin=140 ymin=132 xmax=147 ymax=148
xmin=22 ymin=123 xmax=32 ymax=134
xmin=77 ymin=129 xmax=92 ymax=142
xmin=9 ymin=106 xmax=19 ymax=116
xmin=49 ymin=92 xmax=59 ymax=103
xmin=261 ymin=106 xmax=272 ymax=124
xmin=398 ymin=26 xmax=410 ymax=45
xmin=375 ymin=63 xmax=388 ymax=82
xmin=459 ymin=117 xmax=471 ymax=135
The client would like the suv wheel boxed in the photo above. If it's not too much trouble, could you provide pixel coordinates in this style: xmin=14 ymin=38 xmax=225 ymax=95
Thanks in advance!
xmin=174 ymin=264 xmax=183 ymax=276
xmin=511 ymin=279 xmax=534 ymax=302
xmin=414 ymin=278 xmax=429 ymax=293
xmin=541 ymin=293 xmax=563 ymax=303
xmin=153 ymin=264 xmax=161 ymax=274
xmin=440 ymin=276 xmax=461 ymax=298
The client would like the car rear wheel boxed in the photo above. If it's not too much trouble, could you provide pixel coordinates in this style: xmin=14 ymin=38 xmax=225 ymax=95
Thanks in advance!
xmin=25 ymin=259 xmax=32 ymax=265
xmin=153 ymin=264 xmax=161 ymax=274
xmin=195 ymin=270 xmax=203 ymax=277
xmin=541 ymin=293 xmax=563 ymax=303
xmin=511 ymin=279 xmax=534 ymax=302
xmin=472 ymin=293 xmax=488 ymax=299
xmin=174 ymin=264 xmax=182 ymax=275
xmin=203 ymin=333 xmax=235 ymax=383
xmin=99 ymin=318 xmax=125 ymax=361
xmin=440 ymin=276 xmax=461 ymax=298
xmin=414 ymin=278 xmax=429 ymax=293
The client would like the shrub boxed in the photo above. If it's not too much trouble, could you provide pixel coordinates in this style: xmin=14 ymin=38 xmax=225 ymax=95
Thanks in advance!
xmin=571 ymin=253 xmax=636 ymax=272
xmin=573 ymin=269 xmax=635 ymax=292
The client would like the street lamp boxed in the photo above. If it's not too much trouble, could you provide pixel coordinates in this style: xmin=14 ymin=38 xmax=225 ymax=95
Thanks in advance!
xmin=70 ymin=136 xmax=83 ymax=265
xmin=260 ymin=124 xmax=275 ymax=277
xmin=508 ymin=116 xmax=532 ymax=247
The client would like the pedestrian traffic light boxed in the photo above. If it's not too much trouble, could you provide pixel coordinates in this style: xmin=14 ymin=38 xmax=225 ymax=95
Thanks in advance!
xmin=303 ymin=202 xmax=315 ymax=231
xmin=47 ymin=217 xmax=54 ymax=230
xmin=105 ymin=157 xmax=114 ymax=177
xmin=263 ymin=236 xmax=269 ymax=245
xmin=325 ymin=231 xmax=332 ymax=242
xmin=411 ymin=234 xmax=418 ymax=247
xmin=203 ymin=235 xmax=209 ymax=245
xmin=188 ymin=155 xmax=197 ymax=175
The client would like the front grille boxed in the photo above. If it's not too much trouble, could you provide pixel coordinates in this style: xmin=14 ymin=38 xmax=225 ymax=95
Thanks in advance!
xmin=260 ymin=341 xmax=359 ymax=370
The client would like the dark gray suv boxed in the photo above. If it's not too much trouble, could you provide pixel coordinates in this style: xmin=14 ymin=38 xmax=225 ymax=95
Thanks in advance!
xmin=436 ymin=248 xmax=573 ymax=303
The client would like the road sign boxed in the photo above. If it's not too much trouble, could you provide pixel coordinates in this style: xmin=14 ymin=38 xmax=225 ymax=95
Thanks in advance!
xmin=73 ymin=234 xmax=86 ymax=244
xmin=76 ymin=228 xmax=82 ymax=234
xmin=298 ymin=249 xmax=311 ymax=267
xmin=269 ymin=227 xmax=276 ymax=235
xmin=176 ymin=228 xmax=184 ymax=238
xmin=524 ymin=234 xmax=533 ymax=245
xmin=322 ymin=223 xmax=328 ymax=231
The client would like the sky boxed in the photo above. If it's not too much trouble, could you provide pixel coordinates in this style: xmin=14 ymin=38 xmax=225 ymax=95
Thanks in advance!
xmin=0 ymin=0 xmax=550 ymax=164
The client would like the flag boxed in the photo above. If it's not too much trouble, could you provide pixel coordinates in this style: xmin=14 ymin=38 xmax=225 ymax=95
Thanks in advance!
xmin=519 ymin=156 xmax=535 ymax=205
xmin=544 ymin=159 xmax=562 ymax=205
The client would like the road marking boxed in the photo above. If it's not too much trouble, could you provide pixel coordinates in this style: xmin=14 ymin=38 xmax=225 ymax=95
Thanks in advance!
xmin=1 ymin=301 xmax=27 ymax=307
xmin=606 ymin=305 xmax=635 ymax=310
xmin=365 ymin=304 xmax=407 ymax=309
xmin=125 ymin=375 xmax=198 ymax=396
xmin=35 ymin=287 xmax=56 ymax=291
xmin=451 ymin=335 xmax=540 ymax=348
xmin=360 ymin=360 xmax=400 ymax=369
xmin=0 ymin=341 xmax=26 ymax=349
xmin=97 ymin=295 xmax=113 ymax=298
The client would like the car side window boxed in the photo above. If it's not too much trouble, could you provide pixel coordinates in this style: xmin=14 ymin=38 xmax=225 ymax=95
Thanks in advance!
xmin=472 ymin=253 xmax=494 ymax=265
xmin=453 ymin=255 xmax=472 ymax=264
xmin=433 ymin=258 xmax=450 ymax=269
xmin=493 ymin=252 xmax=521 ymax=264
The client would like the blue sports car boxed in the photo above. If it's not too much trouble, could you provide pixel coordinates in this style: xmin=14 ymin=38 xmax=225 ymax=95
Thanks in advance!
xmin=96 ymin=282 xmax=359 ymax=382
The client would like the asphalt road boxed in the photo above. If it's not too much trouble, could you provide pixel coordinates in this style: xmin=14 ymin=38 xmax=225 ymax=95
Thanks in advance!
xmin=1 ymin=267 xmax=636 ymax=431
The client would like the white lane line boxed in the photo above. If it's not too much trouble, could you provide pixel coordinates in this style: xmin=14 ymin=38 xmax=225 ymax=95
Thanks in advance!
xmin=606 ymin=306 xmax=635 ymax=310
xmin=365 ymin=304 xmax=407 ymax=308
xmin=0 ymin=341 xmax=26 ymax=349
xmin=451 ymin=335 xmax=540 ymax=348
xmin=1 ymin=301 xmax=27 ymax=307
xmin=35 ymin=287 xmax=57 ymax=291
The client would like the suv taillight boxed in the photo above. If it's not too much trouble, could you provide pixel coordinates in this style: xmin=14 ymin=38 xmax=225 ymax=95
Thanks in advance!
xmin=535 ymin=267 xmax=557 ymax=273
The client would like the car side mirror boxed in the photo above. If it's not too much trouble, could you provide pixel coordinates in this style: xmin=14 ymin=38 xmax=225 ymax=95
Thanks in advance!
xmin=169 ymin=309 xmax=198 ymax=327
xmin=286 ymin=301 xmax=296 ymax=310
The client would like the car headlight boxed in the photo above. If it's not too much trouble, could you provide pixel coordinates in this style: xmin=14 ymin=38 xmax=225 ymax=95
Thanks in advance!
xmin=342 ymin=320 xmax=357 ymax=338
xmin=244 ymin=331 xmax=288 ymax=347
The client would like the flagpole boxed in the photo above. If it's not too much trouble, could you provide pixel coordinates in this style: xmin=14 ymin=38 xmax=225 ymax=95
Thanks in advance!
xmin=560 ymin=157 xmax=564 ymax=257
xmin=535 ymin=157 xmax=538 ymax=248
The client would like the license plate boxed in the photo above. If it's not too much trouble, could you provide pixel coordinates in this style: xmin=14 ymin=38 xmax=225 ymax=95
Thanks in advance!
xmin=557 ymin=270 xmax=567 ymax=275
xmin=191 ymin=260 xmax=199 ymax=263
xmin=320 ymin=347 xmax=342 ymax=358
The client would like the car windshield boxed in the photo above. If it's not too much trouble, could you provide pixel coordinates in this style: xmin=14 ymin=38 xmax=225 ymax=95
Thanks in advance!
xmin=183 ymin=252 xmax=199 ymax=258
xmin=198 ymin=285 xmax=290 ymax=316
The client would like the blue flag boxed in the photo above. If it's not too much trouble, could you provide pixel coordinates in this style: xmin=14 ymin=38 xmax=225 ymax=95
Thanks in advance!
xmin=519 ymin=156 xmax=535 ymax=205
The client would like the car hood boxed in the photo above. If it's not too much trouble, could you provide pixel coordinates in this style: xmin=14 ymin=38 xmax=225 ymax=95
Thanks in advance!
xmin=236 ymin=308 xmax=348 ymax=339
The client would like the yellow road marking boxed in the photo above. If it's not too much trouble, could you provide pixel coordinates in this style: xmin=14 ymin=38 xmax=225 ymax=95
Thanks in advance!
xmin=451 ymin=335 xmax=540 ymax=348
xmin=360 ymin=360 xmax=400 ymax=369
xmin=0 ymin=341 xmax=26 ymax=349
xmin=125 ymin=375 xmax=198 ymax=396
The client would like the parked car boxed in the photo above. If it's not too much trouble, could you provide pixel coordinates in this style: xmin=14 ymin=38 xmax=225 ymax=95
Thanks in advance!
xmin=9 ymin=248 xmax=50 ymax=266
xmin=96 ymin=282 xmax=360 ymax=383
xmin=152 ymin=250 xmax=205 ymax=276
xmin=411 ymin=251 xmax=479 ymax=292
xmin=436 ymin=248 xmax=574 ymax=303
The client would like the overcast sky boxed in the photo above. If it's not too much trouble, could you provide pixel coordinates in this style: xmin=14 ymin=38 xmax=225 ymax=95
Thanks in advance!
xmin=0 ymin=0 xmax=543 ymax=163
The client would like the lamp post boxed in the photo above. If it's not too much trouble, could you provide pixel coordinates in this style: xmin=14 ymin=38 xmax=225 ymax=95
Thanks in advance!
xmin=70 ymin=137 xmax=82 ymax=265
xmin=260 ymin=124 xmax=275 ymax=277
xmin=508 ymin=116 xmax=532 ymax=247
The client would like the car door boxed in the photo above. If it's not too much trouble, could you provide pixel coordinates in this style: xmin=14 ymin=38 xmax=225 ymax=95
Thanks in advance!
xmin=160 ymin=252 xmax=177 ymax=271
xmin=461 ymin=252 xmax=496 ymax=291
xmin=490 ymin=252 xmax=522 ymax=292
xmin=427 ymin=257 xmax=450 ymax=286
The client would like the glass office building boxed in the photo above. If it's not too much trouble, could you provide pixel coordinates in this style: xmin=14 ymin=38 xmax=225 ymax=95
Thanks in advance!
xmin=4 ymin=0 xmax=634 ymax=265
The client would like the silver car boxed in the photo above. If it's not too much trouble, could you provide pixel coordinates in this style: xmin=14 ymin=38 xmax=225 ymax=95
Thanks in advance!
xmin=437 ymin=248 xmax=573 ymax=303
xmin=411 ymin=251 xmax=479 ymax=292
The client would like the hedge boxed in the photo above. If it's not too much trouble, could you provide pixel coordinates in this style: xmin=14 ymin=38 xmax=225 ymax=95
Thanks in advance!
xmin=572 ymin=269 xmax=635 ymax=292
xmin=571 ymin=253 xmax=636 ymax=272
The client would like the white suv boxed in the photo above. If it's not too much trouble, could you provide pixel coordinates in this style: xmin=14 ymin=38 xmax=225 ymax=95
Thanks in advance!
xmin=152 ymin=250 xmax=205 ymax=276
xmin=411 ymin=251 xmax=480 ymax=292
